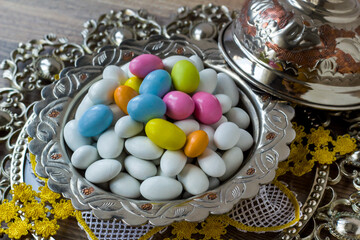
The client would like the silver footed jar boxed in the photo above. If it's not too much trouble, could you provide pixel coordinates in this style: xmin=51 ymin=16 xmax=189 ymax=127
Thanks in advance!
xmin=219 ymin=0 xmax=360 ymax=110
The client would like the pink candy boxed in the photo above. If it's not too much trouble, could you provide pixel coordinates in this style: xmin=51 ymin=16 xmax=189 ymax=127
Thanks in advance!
xmin=192 ymin=92 xmax=222 ymax=125
xmin=129 ymin=54 xmax=164 ymax=78
xmin=163 ymin=91 xmax=195 ymax=120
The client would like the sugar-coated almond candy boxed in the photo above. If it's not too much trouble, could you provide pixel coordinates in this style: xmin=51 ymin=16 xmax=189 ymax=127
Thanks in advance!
xmin=114 ymin=85 xmax=138 ymax=114
xmin=184 ymin=130 xmax=209 ymax=158
xmin=129 ymin=54 xmax=164 ymax=78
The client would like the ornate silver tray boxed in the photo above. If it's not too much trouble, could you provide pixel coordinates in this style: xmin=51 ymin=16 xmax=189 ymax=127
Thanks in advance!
xmin=26 ymin=35 xmax=295 ymax=226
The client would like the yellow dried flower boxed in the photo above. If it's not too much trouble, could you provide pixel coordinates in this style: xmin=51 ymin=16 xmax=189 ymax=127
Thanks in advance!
xmin=198 ymin=215 xmax=228 ymax=240
xmin=165 ymin=220 xmax=198 ymax=240
xmin=307 ymin=127 xmax=332 ymax=146
xmin=291 ymin=159 xmax=315 ymax=176
xmin=5 ymin=218 xmax=31 ymax=239
xmin=0 ymin=200 xmax=20 ymax=223
xmin=38 ymin=184 xmax=61 ymax=204
xmin=333 ymin=135 xmax=357 ymax=155
xmin=22 ymin=201 xmax=48 ymax=220
xmin=51 ymin=199 xmax=74 ymax=219
xmin=292 ymin=122 xmax=307 ymax=142
xmin=10 ymin=183 xmax=36 ymax=203
xmin=33 ymin=219 xmax=59 ymax=238
xmin=312 ymin=147 xmax=336 ymax=165
xmin=277 ymin=124 xmax=356 ymax=178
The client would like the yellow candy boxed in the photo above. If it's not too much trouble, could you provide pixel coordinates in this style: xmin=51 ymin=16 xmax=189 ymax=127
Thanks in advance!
xmin=124 ymin=76 xmax=142 ymax=93
xmin=145 ymin=118 xmax=186 ymax=150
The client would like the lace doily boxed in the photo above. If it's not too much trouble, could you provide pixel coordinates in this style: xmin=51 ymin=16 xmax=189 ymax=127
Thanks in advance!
xmin=76 ymin=180 xmax=300 ymax=240
xmin=80 ymin=211 xmax=154 ymax=240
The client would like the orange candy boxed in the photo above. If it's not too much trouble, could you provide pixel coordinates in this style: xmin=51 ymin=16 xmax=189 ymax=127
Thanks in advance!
xmin=114 ymin=85 xmax=138 ymax=114
xmin=184 ymin=130 xmax=209 ymax=158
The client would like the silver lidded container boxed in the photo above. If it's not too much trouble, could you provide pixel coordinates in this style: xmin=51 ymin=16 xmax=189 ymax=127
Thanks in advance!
xmin=219 ymin=0 xmax=360 ymax=110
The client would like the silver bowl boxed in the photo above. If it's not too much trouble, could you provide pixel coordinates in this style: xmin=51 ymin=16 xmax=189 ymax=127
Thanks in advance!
xmin=27 ymin=35 xmax=295 ymax=226
xmin=219 ymin=0 xmax=360 ymax=110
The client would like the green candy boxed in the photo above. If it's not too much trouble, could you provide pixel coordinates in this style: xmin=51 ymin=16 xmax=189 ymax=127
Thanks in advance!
xmin=171 ymin=60 xmax=200 ymax=93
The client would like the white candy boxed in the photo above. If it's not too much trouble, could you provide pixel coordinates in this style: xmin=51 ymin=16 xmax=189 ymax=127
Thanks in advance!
xmin=215 ymin=73 xmax=239 ymax=107
xmin=125 ymin=136 xmax=164 ymax=160
xmin=71 ymin=145 xmax=99 ymax=169
xmin=236 ymin=129 xmax=254 ymax=151
xmin=103 ymin=65 xmax=127 ymax=85
xmin=197 ymin=148 xmax=226 ymax=177
xmin=219 ymin=147 xmax=244 ymax=181
xmin=225 ymin=107 xmax=250 ymax=129
xmin=157 ymin=167 xmax=176 ymax=178
xmin=85 ymin=159 xmax=122 ymax=183
xmin=97 ymin=128 xmax=124 ymax=159
xmin=174 ymin=119 xmax=200 ymax=135
xmin=115 ymin=151 xmax=127 ymax=171
xmin=189 ymin=55 xmax=204 ymax=71
xmin=75 ymin=94 xmax=95 ymax=121
xmin=109 ymin=104 xmax=126 ymax=126
xmin=160 ymin=150 xmax=187 ymax=177
xmin=64 ymin=120 xmax=92 ymax=151
xmin=208 ymin=177 xmax=220 ymax=190
xmin=196 ymin=68 xmax=217 ymax=93
xmin=215 ymin=94 xmax=232 ymax=114
xmin=177 ymin=164 xmax=209 ymax=195
xmin=124 ymin=156 xmax=157 ymax=180
xmin=110 ymin=172 xmax=141 ymax=198
xmin=88 ymin=80 xmax=117 ymax=105
xmin=140 ymin=176 xmax=183 ymax=200
xmin=210 ymin=115 xmax=228 ymax=130
xmin=199 ymin=124 xmax=217 ymax=150
xmin=120 ymin=62 xmax=135 ymax=79
xmin=214 ymin=122 xmax=241 ymax=150
xmin=114 ymin=115 xmax=143 ymax=138
xmin=163 ymin=56 xmax=194 ymax=72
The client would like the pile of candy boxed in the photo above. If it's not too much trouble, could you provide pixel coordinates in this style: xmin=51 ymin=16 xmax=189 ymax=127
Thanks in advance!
xmin=64 ymin=54 xmax=254 ymax=201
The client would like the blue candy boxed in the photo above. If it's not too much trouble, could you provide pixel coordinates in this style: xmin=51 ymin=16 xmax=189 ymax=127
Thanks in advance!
xmin=127 ymin=94 xmax=166 ymax=123
xmin=78 ymin=104 xmax=113 ymax=137
xmin=139 ymin=69 xmax=172 ymax=97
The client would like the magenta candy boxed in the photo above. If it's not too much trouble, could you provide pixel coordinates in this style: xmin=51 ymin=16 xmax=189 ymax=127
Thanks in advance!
xmin=129 ymin=54 xmax=164 ymax=78
xmin=192 ymin=92 xmax=222 ymax=125
xmin=163 ymin=91 xmax=195 ymax=120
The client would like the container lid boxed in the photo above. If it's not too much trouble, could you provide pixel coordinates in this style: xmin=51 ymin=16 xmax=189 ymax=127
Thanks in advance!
xmin=219 ymin=0 xmax=360 ymax=110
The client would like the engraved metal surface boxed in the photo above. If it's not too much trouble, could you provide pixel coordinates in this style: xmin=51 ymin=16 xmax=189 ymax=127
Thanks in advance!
xmin=219 ymin=0 xmax=360 ymax=110
xmin=82 ymin=9 xmax=161 ymax=54
xmin=164 ymin=3 xmax=236 ymax=41
xmin=313 ymin=151 xmax=360 ymax=240
xmin=0 ymin=34 xmax=85 ymax=206
xmin=27 ymin=35 xmax=295 ymax=226
xmin=0 ymin=34 xmax=84 ymax=91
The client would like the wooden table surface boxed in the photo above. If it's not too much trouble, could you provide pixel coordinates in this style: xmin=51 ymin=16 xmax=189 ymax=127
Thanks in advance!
xmin=0 ymin=0 xmax=243 ymax=61
xmin=0 ymin=1 xmax=354 ymax=240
